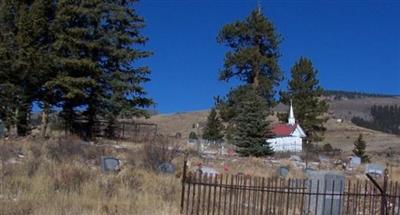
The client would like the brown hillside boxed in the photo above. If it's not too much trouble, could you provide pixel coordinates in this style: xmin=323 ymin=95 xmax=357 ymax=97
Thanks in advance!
xmin=141 ymin=97 xmax=400 ymax=155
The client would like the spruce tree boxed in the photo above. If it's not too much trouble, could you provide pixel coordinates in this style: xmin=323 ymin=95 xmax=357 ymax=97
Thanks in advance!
xmin=202 ymin=108 xmax=224 ymax=142
xmin=189 ymin=131 xmax=198 ymax=140
xmin=279 ymin=57 xmax=328 ymax=143
xmin=217 ymin=9 xmax=282 ymax=105
xmin=230 ymin=86 xmax=274 ymax=156
xmin=0 ymin=0 xmax=56 ymax=136
xmin=47 ymin=0 xmax=152 ymax=138
xmin=353 ymin=134 xmax=369 ymax=163
xmin=99 ymin=0 xmax=153 ymax=128
xmin=0 ymin=0 xmax=19 ymax=134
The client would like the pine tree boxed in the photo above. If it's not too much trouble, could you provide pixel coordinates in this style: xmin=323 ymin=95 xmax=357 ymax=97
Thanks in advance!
xmin=0 ymin=0 xmax=56 ymax=136
xmin=99 ymin=0 xmax=153 ymax=130
xmin=30 ymin=0 xmax=57 ymax=137
xmin=202 ymin=108 xmax=224 ymax=142
xmin=0 ymin=0 xmax=19 ymax=135
xmin=353 ymin=134 xmax=369 ymax=163
xmin=230 ymin=86 xmax=274 ymax=156
xmin=279 ymin=57 xmax=328 ymax=143
xmin=189 ymin=131 xmax=198 ymax=140
xmin=217 ymin=9 xmax=282 ymax=105
xmin=47 ymin=0 xmax=152 ymax=138
xmin=47 ymin=0 xmax=104 ymax=136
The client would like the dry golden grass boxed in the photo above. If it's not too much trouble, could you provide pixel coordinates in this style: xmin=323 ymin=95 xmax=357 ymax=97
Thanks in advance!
xmin=0 ymin=137 xmax=181 ymax=215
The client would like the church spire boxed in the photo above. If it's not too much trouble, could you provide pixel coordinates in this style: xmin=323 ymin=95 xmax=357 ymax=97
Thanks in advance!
xmin=288 ymin=100 xmax=295 ymax=125
xmin=257 ymin=0 xmax=262 ymax=14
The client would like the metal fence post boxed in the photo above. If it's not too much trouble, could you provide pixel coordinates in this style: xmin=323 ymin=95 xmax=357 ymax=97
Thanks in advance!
xmin=381 ymin=168 xmax=389 ymax=215
xmin=180 ymin=156 xmax=188 ymax=214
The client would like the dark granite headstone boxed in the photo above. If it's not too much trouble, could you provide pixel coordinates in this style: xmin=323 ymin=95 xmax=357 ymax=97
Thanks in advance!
xmin=100 ymin=156 xmax=120 ymax=172
xmin=158 ymin=162 xmax=176 ymax=174
xmin=277 ymin=166 xmax=289 ymax=177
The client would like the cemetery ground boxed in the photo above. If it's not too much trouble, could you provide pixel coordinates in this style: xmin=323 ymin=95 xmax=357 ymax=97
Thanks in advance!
xmin=1 ymin=131 xmax=400 ymax=215
xmin=1 ymin=103 xmax=400 ymax=214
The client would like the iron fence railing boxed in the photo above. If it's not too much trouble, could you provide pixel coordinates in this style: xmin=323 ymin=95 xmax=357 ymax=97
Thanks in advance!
xmin=180 ymin=162 xmax=398 ymax=215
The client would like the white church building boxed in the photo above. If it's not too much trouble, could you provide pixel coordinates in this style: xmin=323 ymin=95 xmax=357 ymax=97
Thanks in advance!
xmin=266 ymin=102 xmax=306 ymax=152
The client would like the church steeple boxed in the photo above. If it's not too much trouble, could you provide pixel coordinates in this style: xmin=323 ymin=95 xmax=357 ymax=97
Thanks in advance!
xmin=288 ymin=100 xmax=295 ymax=125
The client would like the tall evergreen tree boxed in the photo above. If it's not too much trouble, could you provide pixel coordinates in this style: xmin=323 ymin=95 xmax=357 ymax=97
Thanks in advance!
xmin=30 ymin=0 xmax=57 ymax=137
xmin=47 ymin=0 xmax=103 ymax=136
xmin=0 ymin=0 xmax=19 ymax=135
xmin=353 ymin=134 xmax=369 ymax=163
xmin=217 ymin=9 xmax=282 ymax=105
xmin=202 ymin=108 xmax=224 ymax=142
xmin=0 ymin=0 xmax=152 ymax=138
xmin=47 ymin=0 xmax=152 ymax=138
xmin=279 ymin=57 xmax=328 ymax=143
xmin=99 ymin=0 xmax=153 ymax=130
xmin=0 ymin=0 xmax=56 ymax=136
xmin=230 ymin=86 xmax=274 ymax=156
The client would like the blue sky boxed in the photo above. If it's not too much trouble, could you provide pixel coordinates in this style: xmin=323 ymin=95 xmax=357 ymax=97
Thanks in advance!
xmin=136 ymin=0 xmax=400 ymax=114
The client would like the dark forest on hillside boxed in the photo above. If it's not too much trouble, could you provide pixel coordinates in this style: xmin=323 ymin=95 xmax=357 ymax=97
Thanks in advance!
xmin=324 ymin=90 xmax=397 ymax=100
xmin=352 ymin=104 xmax=400 ymax=135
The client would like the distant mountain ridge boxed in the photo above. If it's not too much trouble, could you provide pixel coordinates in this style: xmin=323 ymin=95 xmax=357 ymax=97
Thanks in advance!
xmin=324 ymin=90 xmax=399 ymax=100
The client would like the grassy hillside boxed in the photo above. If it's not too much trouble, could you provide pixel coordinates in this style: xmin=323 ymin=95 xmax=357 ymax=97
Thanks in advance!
xmin=141 ymin=96 xmax=400 ymax=156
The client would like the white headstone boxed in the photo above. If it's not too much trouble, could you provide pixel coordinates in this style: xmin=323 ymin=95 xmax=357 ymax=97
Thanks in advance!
xmin=349 ymin=156 xmax=361 ymax=168
xmin=365 ymin=163 xmax=385 ymax=177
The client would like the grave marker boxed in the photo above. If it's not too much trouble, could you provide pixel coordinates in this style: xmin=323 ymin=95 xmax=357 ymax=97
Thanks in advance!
xmin=307 ymin=171 xmax=345 ymax=215
xmin=277 ymin=166 xmax=289 ymax=177
xmin=100 ymin=156 xmax=120 ymax=172
xmin=158 ymin=162 xmax=176 ymax=174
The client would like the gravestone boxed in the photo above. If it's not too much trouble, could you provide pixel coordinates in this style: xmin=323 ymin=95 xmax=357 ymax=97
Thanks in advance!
xmin=100 ymin=156 xmax=120 ymax=172
xmin=306 ymin=171 xmax=345 ymax=215
xmin=277 ymin=166 xmax=289 ymax=177
xmin=365 ymin=163 xmax=385 ymax=177
xmin=199 ymin=166 xmax=219 ymax=176
xmin=349 ymin=156 xmax=361 ymax=168
xmin=158 ymin=162 xmax=176 ymax=174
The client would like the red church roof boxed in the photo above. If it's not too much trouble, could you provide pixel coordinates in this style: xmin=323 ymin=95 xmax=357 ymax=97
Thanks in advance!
xmin=271 ymin=124 xmax=297 ymax=137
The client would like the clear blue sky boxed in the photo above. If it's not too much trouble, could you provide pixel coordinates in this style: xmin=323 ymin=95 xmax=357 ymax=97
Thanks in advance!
xmin=136 ymin=0 xmax=400 ymax=114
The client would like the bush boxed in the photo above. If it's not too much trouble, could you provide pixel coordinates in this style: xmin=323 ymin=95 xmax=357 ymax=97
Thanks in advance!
xmin=142 ymin=135 xmax=180 ymax=170
xmin=0 ymin=143 xmax=19 ymax=162
xmin=53 ymin=163 xmax=91 ymax=192
xmin=0 ymin=200 xmax=33 ymax=215
xmin=322 ymin=143 xmax=333 ymax=152
xmin=189 ymin=131 xmax=198 ymax=140
xmin=29 ymin=142 xmax=43 ymax=158
xmin=46 ymin=136 xmax=84 ymax=161
xmin=46 ymin=135 xmax=105 ymax=162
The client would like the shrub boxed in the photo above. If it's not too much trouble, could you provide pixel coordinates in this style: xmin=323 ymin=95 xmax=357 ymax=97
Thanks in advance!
xmin=46 ymin=136 xmax=84 ymax=162
xmin=46 ymin=135 xmax=105 ymax=163
xmin=53 ymin=163 xmax=91 ymax=192
xmin=142 ymin=135 xmax=180 ymax=170
xmin=322 ymin=143 xmax=333 ymax=152
xmin=0 ymin=200 xmax=33 ymax=215
xmin=98 ymin=176 xmax=120 ymax=198
xmin=29 ymin=142 xmax=43 ymax=159
xmin=0 ymin=143 xmax=19 ymax=162
xmin=188 ymin=131 xmax=198 ymax=140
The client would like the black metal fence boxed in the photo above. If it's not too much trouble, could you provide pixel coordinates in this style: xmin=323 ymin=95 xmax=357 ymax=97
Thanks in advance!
xmin=73 ymin=119 xmax=158 ymax=142
xmin=180 ymin=164 xmax=399 ymax=215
